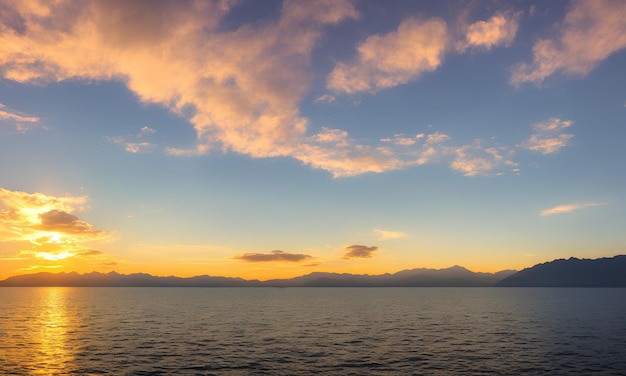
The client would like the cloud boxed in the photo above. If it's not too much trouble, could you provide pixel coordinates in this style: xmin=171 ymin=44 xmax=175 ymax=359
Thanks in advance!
xmin=522 ymin=118 xmax=573 ymax=154
xmin=450 ymin=141 xmax=514 ymax=177
xmin=0 ymin=2 xmax=571 ymax=178
xmin=2 ymin=0 xmax=338 ymax=159
xmin=511 ymin=0 xmax=626 ymax=85
xmin=314 ymin=94 xmax=336 ymax=104
xmin=106 ymin=126 xmax=157 ymax=154
xmin=38 ymin=209 xmax=102 ymax=235
xmin=0 ymin=0 xmax=359 ymax=168
xmin=140 ymin=126 xmax=156 ymax=135
xmin=342 ymin=245 xmax=378 ymax=259
xmin=124 ymin=142 xmax=155 ymax=154
xmin=0 ymin=103 xmax=43 ymax=133
xmin=540 ymin=202 xmax=608 ymax=216
xmin=234 ymin=250 xmax=313 ymax=262
xmin=327 ymin=17 xmax=448 ymax=94
xmin=327 ymin=9 xmax=521 ymax=95
xmin=461 ymin=12 xmax=520 ymax=51
xmin=0 ymin=187 xmax=109 ymax=265
xmin=373 ymin=228 xmax=407 ymax=240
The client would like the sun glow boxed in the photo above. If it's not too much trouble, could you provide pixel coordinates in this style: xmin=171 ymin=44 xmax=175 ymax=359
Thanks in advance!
xmin=35 ymin=251 xmax=75 ymax=261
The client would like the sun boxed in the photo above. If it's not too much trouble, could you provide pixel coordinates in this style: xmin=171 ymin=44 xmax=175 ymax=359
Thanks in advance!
xmin=35 ymin=251 xmax=75 ymax=261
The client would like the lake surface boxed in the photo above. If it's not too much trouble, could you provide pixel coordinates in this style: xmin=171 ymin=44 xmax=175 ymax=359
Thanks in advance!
xmin=1 ymin=287 xmax=625 ymax=375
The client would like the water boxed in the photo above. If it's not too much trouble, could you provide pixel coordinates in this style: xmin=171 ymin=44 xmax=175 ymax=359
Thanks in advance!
xmin=1 ymin=287 xmax=625 ymax=375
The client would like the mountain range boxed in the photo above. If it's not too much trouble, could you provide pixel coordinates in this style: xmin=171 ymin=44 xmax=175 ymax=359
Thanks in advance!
xmin=1 ymin=255 xmax=624 ymax=287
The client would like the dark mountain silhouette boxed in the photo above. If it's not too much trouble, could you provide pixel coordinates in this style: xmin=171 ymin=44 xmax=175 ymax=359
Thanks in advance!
xmin=496 ymin=255 xmax=626 ymax=287
xmin=0 ymin=271 xmax=261 ymax=287
xmin=264 ymin=266 xmax=515 ymax=287
xmin=0 ymin=267 xmax=514 ymax=287
xmin=2 ymin=255 xmax=624 ymax=287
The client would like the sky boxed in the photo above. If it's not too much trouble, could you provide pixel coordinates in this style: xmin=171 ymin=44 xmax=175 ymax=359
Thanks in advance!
xmin=1 ymin=0 xmax=625 ymax=281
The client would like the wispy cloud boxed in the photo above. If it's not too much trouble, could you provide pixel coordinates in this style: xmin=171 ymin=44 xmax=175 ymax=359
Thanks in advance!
xmin=450 ymin=141 xmax=512 ymax=177
xmin=373 ymin=228 xmax=407 ymax=240
xmin=106 ymin=126 xmax=157 ymax=154
xmin=342 ymin=245 xmax=379 ymax=259
xmin=540 ymin=202 xmax=608 ymax=216
xmin=0 ymin=103 xmax=43 ymax=133
xmin=511 ymin=0 xmax=626 ymax=85
xmin=234 ymin=250 xmax=313 ymax=263
xmin=314 ymin=94 xmax=336 ymax=104
xmin=522 ymin=118 xmax=573 ymax=154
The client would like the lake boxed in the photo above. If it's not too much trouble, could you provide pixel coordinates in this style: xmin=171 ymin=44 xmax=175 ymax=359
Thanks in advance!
xmin=1 ymin=287 xmax=625 ymax=375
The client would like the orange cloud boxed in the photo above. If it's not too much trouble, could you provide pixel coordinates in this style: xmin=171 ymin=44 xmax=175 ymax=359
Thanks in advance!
xmin=450 ymin=141 xmax=512 ymax=177
xmin=540 ymin=202 xmax=608 ymax=216
xmin=522 ymin=118 xmax=573 ymax=154
xmin=0 ymin=2 xmax=572 ymax=178
xmin=327 ymin=18 xmax=448 ymax=94
xmin=0 ymin=187 xmax=111 ymax=272
xmin=511 ymin=0 xmax=626 ymax=85
xmin=0 ymin=0 xmax=358 ymax=168
xmin=462 ymin=12 xmax=520 ymax=51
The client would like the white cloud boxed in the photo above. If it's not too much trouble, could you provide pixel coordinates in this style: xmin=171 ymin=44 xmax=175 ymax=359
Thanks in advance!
xmin=373 ymin=228 xmax=407 ymax=240
xmin=511 ymin=0 xmax=626 ymax=85
xmin=140 ymin=126 xmax=156 ymax=135
xmin=540 ymin=202 xmax=608 ymax=216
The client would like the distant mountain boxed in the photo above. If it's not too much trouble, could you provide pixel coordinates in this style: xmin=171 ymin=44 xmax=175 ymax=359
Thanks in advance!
xmin=264 ymin=266 xmax=516 ymax=287
xmin=0 ymin=271 xmax=261 ymax=287
xmin=496 ymin=255 xmax=626 ymax=287
xmin=0 ymin=267 xmax=515 ymax=287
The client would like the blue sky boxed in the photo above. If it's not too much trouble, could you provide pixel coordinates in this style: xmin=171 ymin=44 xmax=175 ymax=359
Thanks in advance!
xmin=0 ymin=0 xmax=625 ymax=279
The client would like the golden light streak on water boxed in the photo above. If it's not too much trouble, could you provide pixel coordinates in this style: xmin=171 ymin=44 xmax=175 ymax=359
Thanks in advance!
xmin=29 ymin=288 xmax=76 ymax=374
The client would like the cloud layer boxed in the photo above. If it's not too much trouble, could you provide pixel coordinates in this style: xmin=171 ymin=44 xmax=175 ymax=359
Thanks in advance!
xmin=0 ymin=2 xmax=592 ymax=178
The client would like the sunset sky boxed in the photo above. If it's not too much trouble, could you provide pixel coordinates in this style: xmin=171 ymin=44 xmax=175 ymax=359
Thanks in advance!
xmin=1 ymin=0 xmax=625 ymax=280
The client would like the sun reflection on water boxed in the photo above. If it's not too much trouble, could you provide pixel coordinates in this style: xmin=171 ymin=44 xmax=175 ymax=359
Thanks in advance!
xmin=1 ymin=288 xmax=81 ymax=374
xmin=33 ymin=288 xmax=75 ymax=374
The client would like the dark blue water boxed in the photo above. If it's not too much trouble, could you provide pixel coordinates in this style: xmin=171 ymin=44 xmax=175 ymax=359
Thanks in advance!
xmin=1 ymin=287 xmax=625 ymax=375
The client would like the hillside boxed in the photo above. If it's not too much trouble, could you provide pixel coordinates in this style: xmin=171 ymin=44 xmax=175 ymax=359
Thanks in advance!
xmin=496 ymin=255 xmax=626 ymax=287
